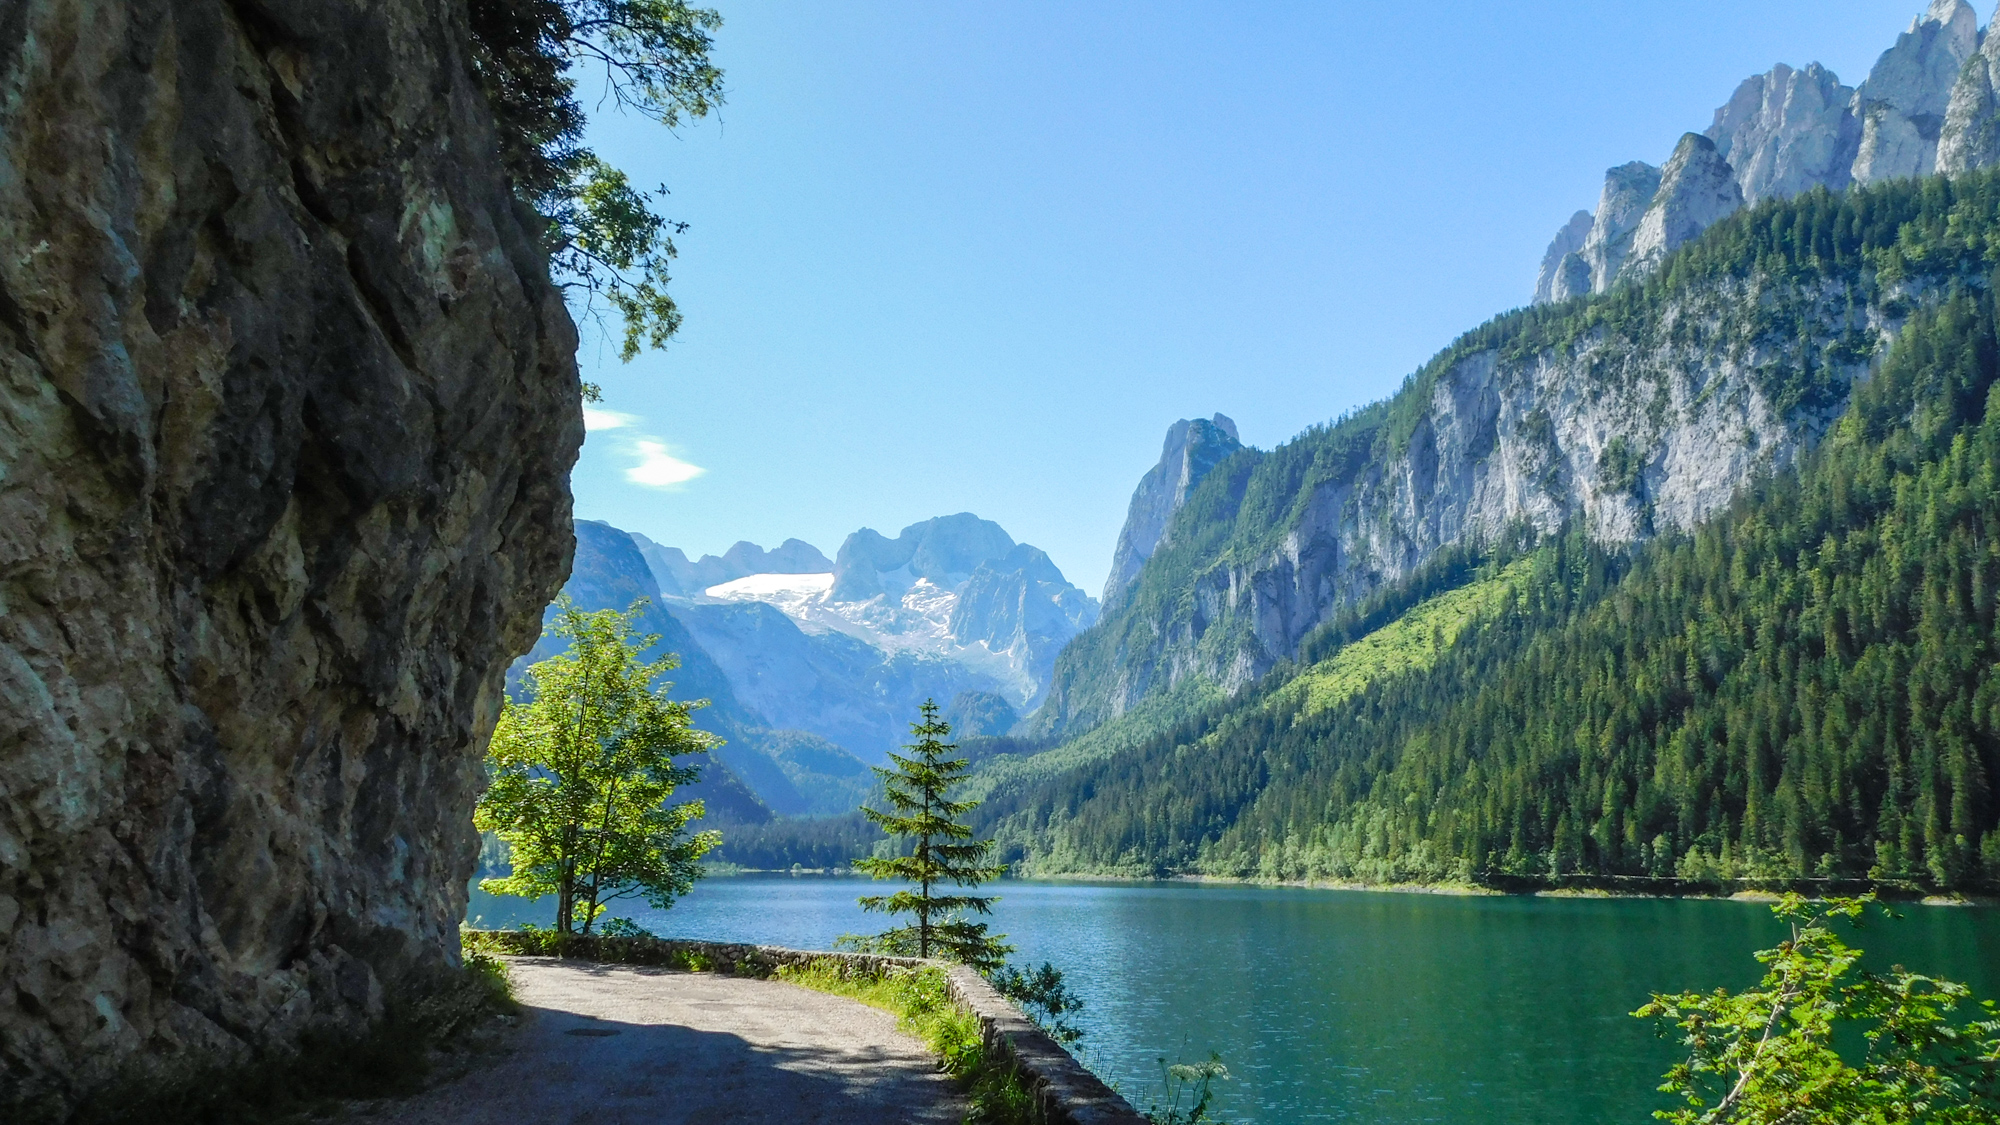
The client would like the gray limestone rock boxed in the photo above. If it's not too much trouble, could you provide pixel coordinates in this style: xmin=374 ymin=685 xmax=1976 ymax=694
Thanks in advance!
xmin=1 ymin=0 xmax=581 ymax=1110
xmin=1705 ymin=62 xmax=1859 ymax=203
xmin=1937 ymin=4 xmax=2000 ymax=173
xmin=1627 ymin=134 xmax=1745 ymax=278
xmin=1533 ymin=211 xmax=1595 ymax=305
xmin=1101 ymin=415 xmax=1245 ymax=610
xmin=829 ymin=514 xmax=1018 ymax=602
xmin=1549 ymin=252 xmax=1593 ymax=302
xmin=1579 ymin=162 xmax=1663 ymax=294
xmin=1852 ymin=0 xmax=1979 ymax=182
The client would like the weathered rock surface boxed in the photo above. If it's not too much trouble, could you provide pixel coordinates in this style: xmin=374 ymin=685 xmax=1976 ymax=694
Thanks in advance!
xmin=0 ymin=0 xmax=580 ymax=1112
xmin=1038 ymin=273 xmax=1901 ymax=735
xmin=1532 ymin=211 xmax=1594 ymax=305
xmin=1938 ymin=8 xmax=2000 ymax=173
xmin=1852 ymin=0 xmax=1979 ymax=183
xmin=1576 ymin=162 xmax=1662 ymax=295
xmin=1530 ymin=2 xmax=2000 ymax=304
xmin=1627 ymin=134 xmax=1744 ymax=276
xmin=1100 ymin=415 xmax=1242 ymax=611
xmin=1705 ymin=62 xmax=1859 ymax=204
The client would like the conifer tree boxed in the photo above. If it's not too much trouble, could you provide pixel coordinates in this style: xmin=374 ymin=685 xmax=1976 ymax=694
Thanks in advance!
xmin=854 ymin=700 xmax=1012 ymax=971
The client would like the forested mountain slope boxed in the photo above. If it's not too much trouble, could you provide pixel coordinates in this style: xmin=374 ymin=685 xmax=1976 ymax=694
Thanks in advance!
xmin=1035 ymin=174 xmax=1969 ymax=742
xmin=989 ymin=171 xmax=2000 ymax=892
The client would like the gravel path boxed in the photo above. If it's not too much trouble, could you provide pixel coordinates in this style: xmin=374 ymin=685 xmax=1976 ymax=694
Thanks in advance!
xmin=373 ymin=957 xmax=967 ymax=1125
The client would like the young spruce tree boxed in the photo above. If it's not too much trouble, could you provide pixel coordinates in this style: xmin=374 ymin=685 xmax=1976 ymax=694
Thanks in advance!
xmin=854 ymin=700 xmax=1012 ymax=972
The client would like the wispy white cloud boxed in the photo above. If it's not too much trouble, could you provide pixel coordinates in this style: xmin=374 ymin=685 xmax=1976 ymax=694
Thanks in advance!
xmin=583 ymin=408 xmax=640 ymax=432
xmin=626 ymin=439 xmax=706 ymax=488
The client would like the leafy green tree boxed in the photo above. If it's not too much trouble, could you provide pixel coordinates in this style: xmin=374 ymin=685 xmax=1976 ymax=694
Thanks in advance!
xmin=475 ymin=596 xmax=719 ymax=934
xmin=1636 ymin=895 xmax=2000 ymax=1125
xmin=854 ymin=700 xmax=1012 ymax=972
xmin=467 ymin=0 xmax=724 ymax=359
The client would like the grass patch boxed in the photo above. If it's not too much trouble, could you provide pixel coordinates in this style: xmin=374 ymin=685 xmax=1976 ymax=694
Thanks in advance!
xmin=1274 ymin=556 xmax=1533 ymax=718
xmin=31 ymin=950 xmax=517 ymax=1125
xmin=775 ymin=959 xmax=1044 ymax=1125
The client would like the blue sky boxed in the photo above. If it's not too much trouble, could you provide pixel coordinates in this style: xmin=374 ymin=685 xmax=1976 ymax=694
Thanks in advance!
xmin=571 ymin=0 xmax=1942 ymax=598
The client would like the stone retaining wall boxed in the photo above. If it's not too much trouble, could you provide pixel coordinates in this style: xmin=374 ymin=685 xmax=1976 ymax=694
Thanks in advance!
xmin=463 ymin=932 xmax=1147 ymax=1125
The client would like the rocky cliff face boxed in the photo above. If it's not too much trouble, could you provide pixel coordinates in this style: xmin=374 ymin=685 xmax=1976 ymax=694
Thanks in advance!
xmin=1707 ymin=62 xmax=1859 ymax=204
xmin=1 ymin=0 xmax=580 ymax=1110
xmin=1036 ymin=265 xmax=1899 ymax=736
xmin=1532 ymin=0 xmax=2000 ymax=303
xmin=1100 ymin=415 xmax=1243 ymax=611
xmin=1627 ymin=134 xmax=1744 ymax=275
xmin=1852 ymin=0 xmax=1979 ymax=183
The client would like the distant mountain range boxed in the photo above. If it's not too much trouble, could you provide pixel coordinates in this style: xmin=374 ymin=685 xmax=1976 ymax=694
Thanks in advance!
xmin=517 ymin=512 xmax=1097 ymax=820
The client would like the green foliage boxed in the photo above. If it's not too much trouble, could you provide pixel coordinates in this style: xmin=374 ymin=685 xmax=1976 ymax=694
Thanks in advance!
xmin=703 ymin=808 xmax=886 ymax=870
xmin=856 ymin=701 xmax=1014 ymax=971
xmin=466 ymin=0 xmax=722 ymax=357
xmin=1274 ymin=556 xmax=1533 ymax=718
xmin=990 ymin=961 xmax=1086 ymax=1046
xmin=475 ymin=596 xmax=720 ymax=933
xmin=1637 ymin=895 xmax=2000 ymax=1124
xmin=1145 ymin=1054 xmax=1232 ymax=1125
xmin=983 ymin=175 xmax=2000 ymax=892
xmin=775 ymin=960 xmax=1045 ymax=1124
xmin=1041 ymin=169 xmax=2000 ymax=749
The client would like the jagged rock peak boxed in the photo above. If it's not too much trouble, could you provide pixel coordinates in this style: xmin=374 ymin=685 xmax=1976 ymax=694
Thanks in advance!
xmin=1938 ymin=4 xmax=2000 ymax=173
xmin=1852 ymin=0 xmax=1979 ymax=183
xmin=830 ymin=513 xmax=1018 ymax=602
xmin=1628 ymin=134 xmax=1745 ymax=277
xmin=1101 ymin=415 xmax=1246 ymax=609
xmin=1705 ymin=62 xmax=1859 ymax=204
xmin=1533 ymin=211 xmax=1594 ymax=305
xmin=1578 ymin=161 xmax=1662 ymax=295
xmin=631 ymin=532 xmax=833 ymax=595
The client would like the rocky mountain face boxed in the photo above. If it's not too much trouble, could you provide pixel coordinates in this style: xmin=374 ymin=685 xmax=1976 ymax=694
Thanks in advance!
xmin=1534 ymin=0 xmax=1995 ymax=302
xmin=676 ymin=513 xmax=1099 ymax=712
xmin=631 ymin=533 xmax=833 ymax=597
xmin=0 ymin=0 xmax=579 ymax=1111
xmin=1035 ymin=244 xmax=1904 ymax=738
xmin=1101 ymin=415 xmax=1244 ymax=612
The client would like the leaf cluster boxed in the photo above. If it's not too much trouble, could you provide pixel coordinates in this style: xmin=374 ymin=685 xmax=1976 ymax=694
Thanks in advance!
xmin=475 ymin=596 xmax=720 ymax=933
xmin=1637 ymin=895 xmax=2000 ymax=1125
xmin=466 ymin=0 xmax=723 ymax=357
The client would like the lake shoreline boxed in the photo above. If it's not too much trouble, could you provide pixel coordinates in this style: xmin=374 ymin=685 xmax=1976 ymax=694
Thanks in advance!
xmin=700 ymin=865 xmax=1997 ymax=907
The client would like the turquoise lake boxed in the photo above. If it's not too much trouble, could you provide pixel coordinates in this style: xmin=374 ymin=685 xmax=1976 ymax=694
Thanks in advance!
xmin=467 ymin=877 xmax=2000 ymax=1124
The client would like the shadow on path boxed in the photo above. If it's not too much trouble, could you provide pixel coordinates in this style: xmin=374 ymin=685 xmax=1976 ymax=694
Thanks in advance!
xmin=373 ymin=959 xmax=964 ymax=1125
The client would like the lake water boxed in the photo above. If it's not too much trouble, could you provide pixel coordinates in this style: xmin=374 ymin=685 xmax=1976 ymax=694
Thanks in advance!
xmin=467 ymin=877 xmax=2000 ymax=1125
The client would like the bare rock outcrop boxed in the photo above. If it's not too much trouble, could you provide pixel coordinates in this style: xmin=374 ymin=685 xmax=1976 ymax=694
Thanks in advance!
xmin=1573 ymin=162 xmax=1662 ymax=296
xmin=1627 ymin=134 xmax=1745 ymax=276
xmin=1852 ymin=0 xmax=1979 ymax=183
xmin=1938 ymin=6 xmax=2000 ymax=172
xmin=1532 ymin=211 xmax=1594 ymax=305
xmin=0 ymin=0 xmax=581 ymax=1112
xmin=1705 ymin=62 xmax=1859 ymax=203
xmin=1101 ymin=415 xmax=1243 ymax=612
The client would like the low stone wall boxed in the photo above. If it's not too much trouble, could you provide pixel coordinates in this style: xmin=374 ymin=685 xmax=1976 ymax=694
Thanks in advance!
xmin=463 ymin=932 xmax=1146 ymax=1125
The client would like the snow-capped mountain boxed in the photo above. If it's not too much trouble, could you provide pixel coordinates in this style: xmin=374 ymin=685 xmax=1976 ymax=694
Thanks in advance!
xmin=645 ymin=514 xmax=1097 ymax=714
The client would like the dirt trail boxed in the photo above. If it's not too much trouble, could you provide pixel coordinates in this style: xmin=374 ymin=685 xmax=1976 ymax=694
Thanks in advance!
xmin=374 ymin=957 xmax=965 ymax=1125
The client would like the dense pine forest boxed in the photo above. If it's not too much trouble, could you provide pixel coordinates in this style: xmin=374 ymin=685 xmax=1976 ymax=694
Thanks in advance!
xmin=972 ymin=173 xmax=2000 ymax=892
